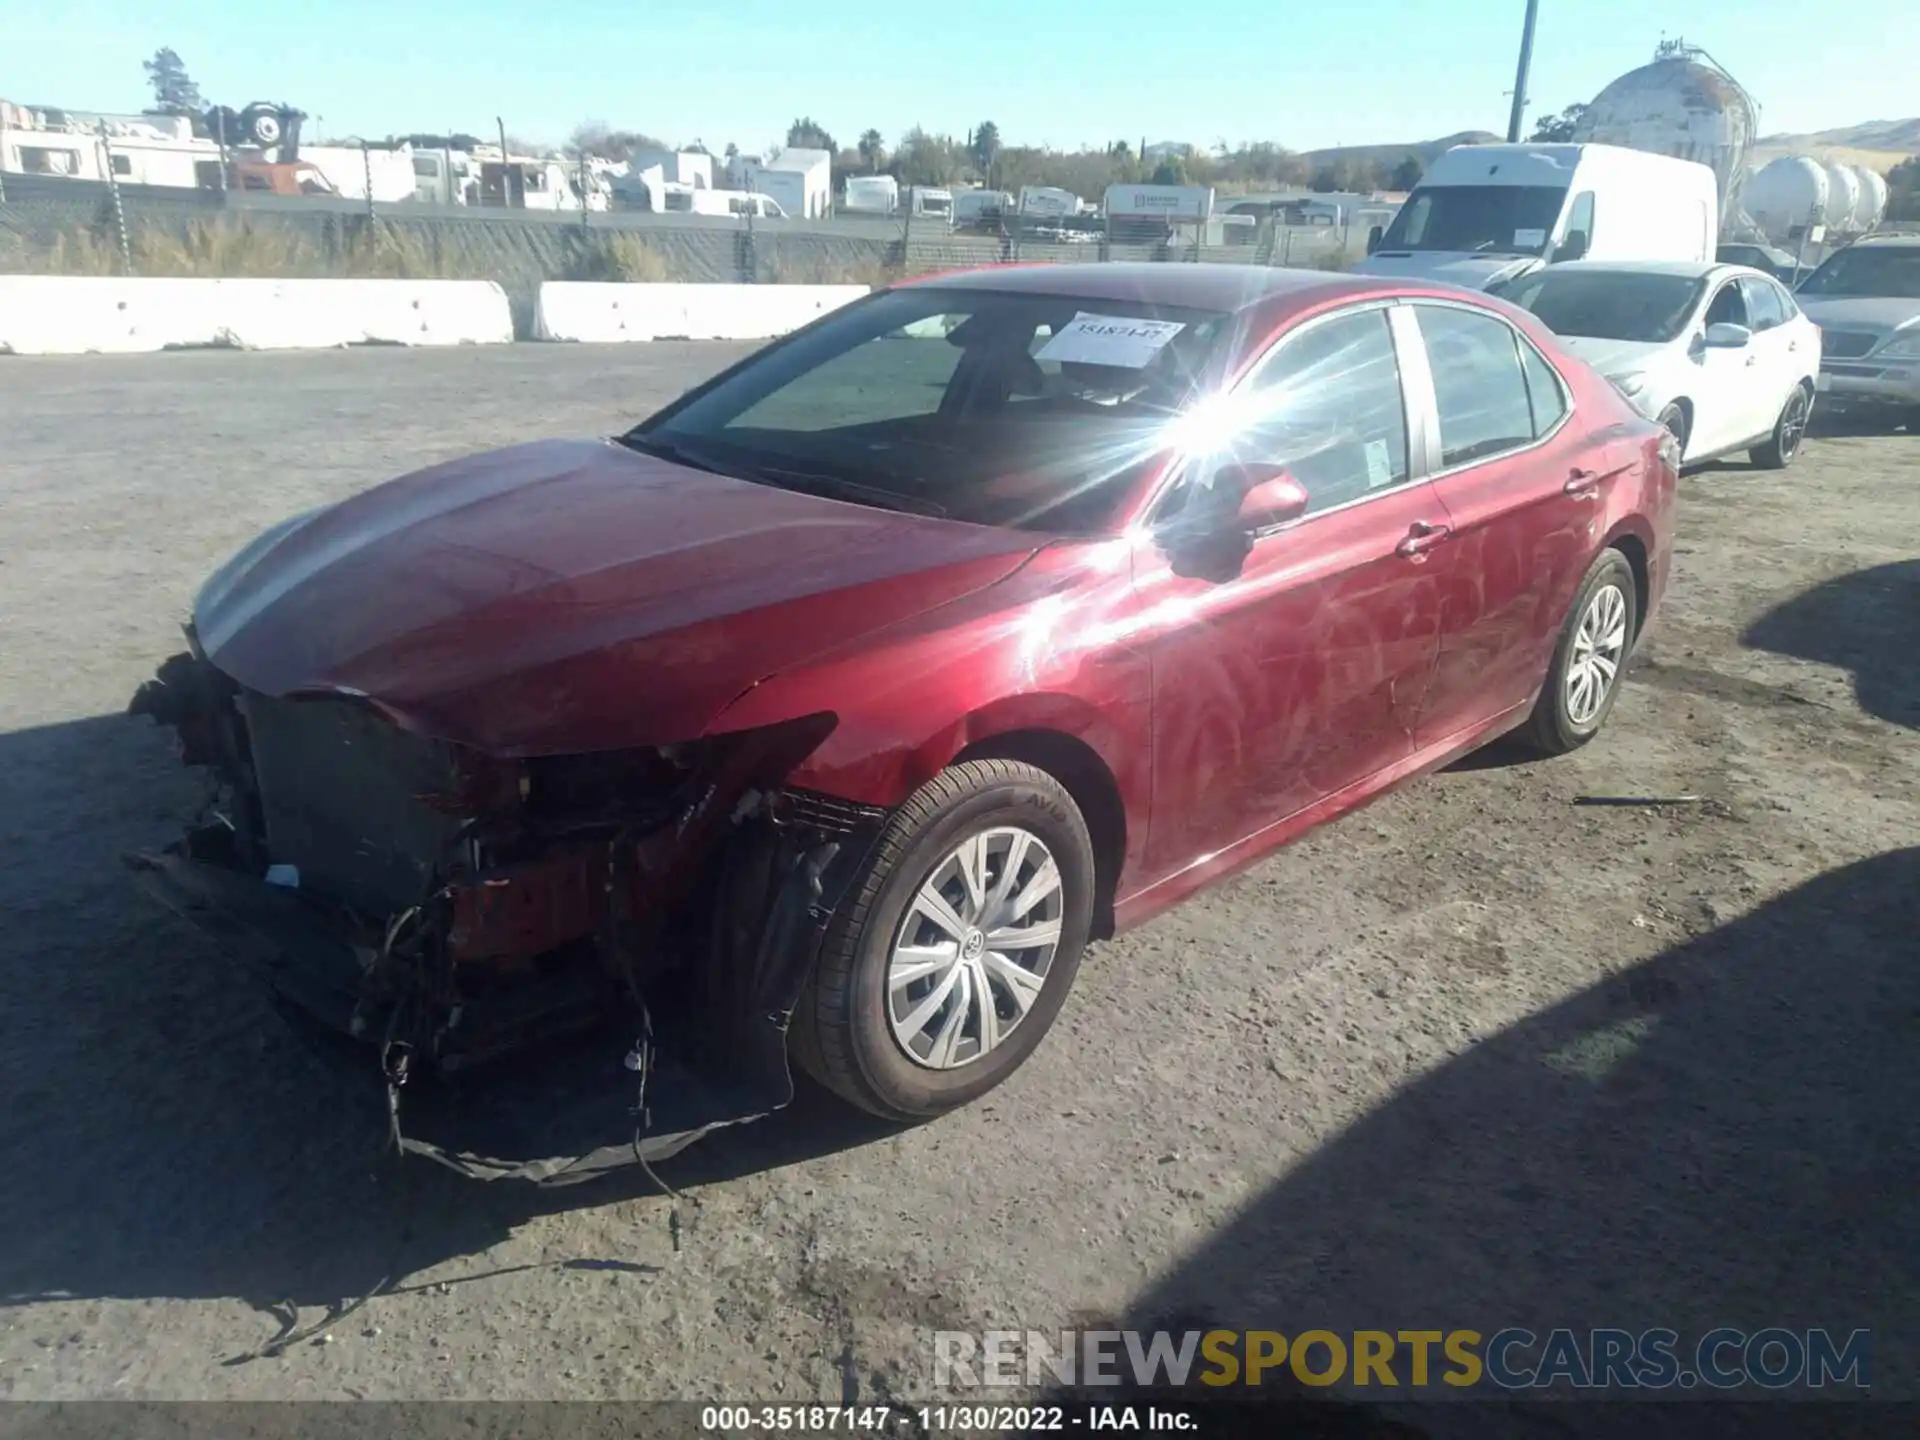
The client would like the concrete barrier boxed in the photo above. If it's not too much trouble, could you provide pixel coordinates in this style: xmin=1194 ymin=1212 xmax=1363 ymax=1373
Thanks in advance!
xmin=534 ymin=282 xmax=869 ymax=343
xmin=0 ymin=276 xmax=514 ymax=355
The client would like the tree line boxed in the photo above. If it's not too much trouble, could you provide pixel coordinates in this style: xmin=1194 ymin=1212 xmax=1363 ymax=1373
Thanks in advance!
xmin=571 ymin=116 xmax=1427 ymax=199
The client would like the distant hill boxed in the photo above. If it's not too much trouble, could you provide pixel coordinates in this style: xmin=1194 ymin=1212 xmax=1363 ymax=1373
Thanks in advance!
xmin=1749 ymin=118 xmax=1918 ymax=172
xmin=1301 ymin=130 xmax=1500 ymax=169
xmin=1759 ymin=118 xmax=1920 ymax=153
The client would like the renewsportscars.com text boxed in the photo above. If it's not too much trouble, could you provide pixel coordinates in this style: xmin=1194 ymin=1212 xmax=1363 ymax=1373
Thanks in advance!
xmin=932 ymin=1327 xmax=1871 ymax=1392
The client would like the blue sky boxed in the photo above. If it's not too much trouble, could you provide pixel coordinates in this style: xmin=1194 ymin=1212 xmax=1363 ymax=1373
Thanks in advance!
xmin=4 ymin=1 xmax=1910 ymax=154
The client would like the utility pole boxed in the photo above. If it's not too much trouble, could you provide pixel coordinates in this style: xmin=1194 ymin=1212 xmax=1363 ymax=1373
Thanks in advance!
xmin=1506 ymin=0 xmax=1541 ymax=143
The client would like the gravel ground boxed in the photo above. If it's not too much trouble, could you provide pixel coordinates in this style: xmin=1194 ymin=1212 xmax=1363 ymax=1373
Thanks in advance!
xmin=0 ymin=346 xmax=1914 ymax=1419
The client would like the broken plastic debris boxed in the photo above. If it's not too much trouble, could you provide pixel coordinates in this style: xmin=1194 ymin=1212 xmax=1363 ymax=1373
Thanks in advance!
xmin=264 ymin=863 xmax=301 ymax=888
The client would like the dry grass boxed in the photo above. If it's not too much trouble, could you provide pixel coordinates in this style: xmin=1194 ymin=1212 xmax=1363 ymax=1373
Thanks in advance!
xmin=560 ymin=233 xmax=673 ymax=283
xmin=760 ymin=251 xmax=897 ymax=288
xmin=16 ymin=218 xmax=482 ymax=280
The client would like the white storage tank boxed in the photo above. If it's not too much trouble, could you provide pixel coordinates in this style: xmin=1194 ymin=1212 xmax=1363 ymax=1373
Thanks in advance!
xmin=1742 ymin=155 xmax=1829 ymax=243
xmin=1852 ymin=165 xmax=1890 ymax=231
xmin=1574 ymin=44 xmax=1758 ymax=219
xmin=1822 ymin=162 xmax=1862 ymax=232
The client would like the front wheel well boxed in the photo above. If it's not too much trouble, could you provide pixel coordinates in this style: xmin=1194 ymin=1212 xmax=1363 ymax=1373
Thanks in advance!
xmin=1663 ymin=396 xmax=1694 ymax=448
xmin=953 ymin=729 xmax=1125 ymax=940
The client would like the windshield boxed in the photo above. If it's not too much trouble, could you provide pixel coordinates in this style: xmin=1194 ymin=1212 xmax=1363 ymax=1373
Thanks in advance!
xmin=627 ymin=287 xmax=1234 ymax=531
xmin=1498 ymin=270 xmax=1707 ymax=343
xmin=1376 ymin=184 xmax=1568 ymax=256
xmin=1796 ymin=246 xmax=1920 ymax=299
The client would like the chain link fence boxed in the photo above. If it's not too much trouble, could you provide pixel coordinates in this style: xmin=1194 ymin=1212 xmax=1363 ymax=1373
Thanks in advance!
xmin=0 ymin=177 xmax=1370 ymax=334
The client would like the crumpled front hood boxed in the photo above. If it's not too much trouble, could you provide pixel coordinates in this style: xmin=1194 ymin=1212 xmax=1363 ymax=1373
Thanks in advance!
xmin=1351 ymin=252 xmax=1544 ymax=291
xmin=1794 ymin=296 xmax=1920 ymax=333
xmin=192 ymin=439 xmax=1041 ymax=755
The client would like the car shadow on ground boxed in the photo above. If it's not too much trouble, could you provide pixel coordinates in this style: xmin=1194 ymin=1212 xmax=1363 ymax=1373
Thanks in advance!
xmin=1743 ymin=558 xmax=1920 ymax=731
xmin=1046 ymin=844 xmax=1917 ymax=1436
xmin=0 ymin=711 xmax=905 ymax=1329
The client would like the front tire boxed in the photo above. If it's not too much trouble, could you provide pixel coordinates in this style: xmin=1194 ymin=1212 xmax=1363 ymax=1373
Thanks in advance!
xmin=1749 ymin=383 xmax=1812 ymax=469
xmin=1655 ymin=402 xmax=1689 ymax=458
xmin=791 ymin=760 xmax=1095 ymax=1121
xmin=1521 ymin=548 xmax=1638 ymax=756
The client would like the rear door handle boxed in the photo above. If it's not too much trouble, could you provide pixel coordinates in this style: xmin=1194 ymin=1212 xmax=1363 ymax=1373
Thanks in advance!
xmin=1396 ymin=520 xmax=1452 ymax=557
xmin=1564 ymin=468 xmax=1601 ymax=498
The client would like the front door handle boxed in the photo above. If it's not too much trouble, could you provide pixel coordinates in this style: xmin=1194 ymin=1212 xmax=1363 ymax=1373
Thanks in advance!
xmin=1745 ymin=354 xmax=1758 ymax=366
xmin=1396 ymin=520 xmax=1452 ymax=557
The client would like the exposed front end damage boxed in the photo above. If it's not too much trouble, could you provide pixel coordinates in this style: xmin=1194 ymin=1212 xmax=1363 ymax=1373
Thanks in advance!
xmin=125 ymin=642 xmax=884 ymax=1185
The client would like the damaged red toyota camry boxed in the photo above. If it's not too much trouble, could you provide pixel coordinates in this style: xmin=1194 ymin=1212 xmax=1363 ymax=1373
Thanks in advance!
xmin=129 ymin=264 xmax=1675 ymax=1182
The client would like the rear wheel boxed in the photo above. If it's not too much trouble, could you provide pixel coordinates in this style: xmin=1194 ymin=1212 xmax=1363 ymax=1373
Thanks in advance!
xmin=791 ymin=760 xmax=1095 ymax=1121
xmin=1521 ymin=548 xmax=1638 ymax=757
xmin=1749 ymin=384 xmax=1812 ymax=469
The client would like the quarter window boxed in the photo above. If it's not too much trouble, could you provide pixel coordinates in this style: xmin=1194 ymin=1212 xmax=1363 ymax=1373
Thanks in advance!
xmin=1414 ymin=305 xmax=1537 ymax=467
xmin=1518 ymin=340 xmax=1570 ymax=438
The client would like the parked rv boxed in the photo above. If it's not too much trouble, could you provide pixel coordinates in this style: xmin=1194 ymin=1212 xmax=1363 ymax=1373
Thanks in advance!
xmin=1355 ymin=142 xmax=1719 ymax=291
xmin=953 ymin=188 xmax=1013 ymax=228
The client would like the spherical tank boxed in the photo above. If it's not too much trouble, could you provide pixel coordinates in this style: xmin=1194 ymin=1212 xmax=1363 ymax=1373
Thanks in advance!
xmin=1574 ymin=55 xmax=1757 ymax=217
xmin=1822 ymin=162 xmax=1862 ymax=231
xmin=1852 ymin=165 xmax=1889 ymax=230
xmin=1741 ymin=156 xmax=1828 ymax=242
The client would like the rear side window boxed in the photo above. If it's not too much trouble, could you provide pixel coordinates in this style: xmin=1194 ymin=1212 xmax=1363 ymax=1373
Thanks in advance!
xmin=1739 ymin=277 xmax=1788 ymax=332
xmin=1414 ymin=305 xmax=1537 ymax=467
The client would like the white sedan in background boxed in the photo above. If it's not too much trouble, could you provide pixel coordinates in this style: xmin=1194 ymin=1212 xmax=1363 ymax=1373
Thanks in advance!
xmin=1496 ymin=261 xmax=1822 ymax=468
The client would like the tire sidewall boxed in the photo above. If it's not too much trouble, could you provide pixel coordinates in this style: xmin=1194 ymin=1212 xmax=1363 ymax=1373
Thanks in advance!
xmin=1779 ymin=385 xmax=1810 ymax=463
xmin=840 ymin=779 xmax=1094 ymax=1117
xmin=1540 ymin=549 xmax=1638 ymax=751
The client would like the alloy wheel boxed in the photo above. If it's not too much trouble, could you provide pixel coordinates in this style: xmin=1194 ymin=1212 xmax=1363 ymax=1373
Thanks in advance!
xmin=1566 ymin=582 xmax=1629 ymax=727
xmin=1779 ymin=389 xmax=1810 ymax=459
xmin=886 ymin=826 xmax=1064 ymax=1070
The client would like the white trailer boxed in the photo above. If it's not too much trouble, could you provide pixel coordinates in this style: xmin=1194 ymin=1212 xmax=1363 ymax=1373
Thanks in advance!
xmin=1017 ymin=185 xmax=1077 ymax=220
xmin=843 ymin=174 xmax=899 ymax=214
xmin=299 ymin=144 xmax=419 ymax=203
xmin=953 ymin=188 xmax=1013 ymax=225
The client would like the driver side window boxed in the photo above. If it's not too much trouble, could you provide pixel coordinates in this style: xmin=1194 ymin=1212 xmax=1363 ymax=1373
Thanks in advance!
xmin=1704 ymin=283 xmax=1749 ymax=330
xmin=1153 ymin=309 xmax=1408 ymax=527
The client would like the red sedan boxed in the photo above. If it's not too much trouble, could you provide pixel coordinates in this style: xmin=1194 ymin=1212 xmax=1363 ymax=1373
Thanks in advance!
xmin=129 ymin=264 xmax=1675 ymax=1181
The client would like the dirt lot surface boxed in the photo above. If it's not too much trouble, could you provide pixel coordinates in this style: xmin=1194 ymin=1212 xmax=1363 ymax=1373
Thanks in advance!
xmin=1 ymin=346 xmax=1914 ymax=1421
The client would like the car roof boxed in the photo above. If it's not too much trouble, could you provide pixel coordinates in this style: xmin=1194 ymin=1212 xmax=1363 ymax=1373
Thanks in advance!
xmin=1533 ymin=259 xmax=1747 ymax=282
xmin=905 ymin=261 xmax=1381 ymax=314
xmin=1848 ymin=231 xmax=1920 ymax=248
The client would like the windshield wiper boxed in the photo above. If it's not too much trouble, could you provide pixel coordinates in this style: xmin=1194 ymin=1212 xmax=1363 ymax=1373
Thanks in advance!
xmin=615 ymin=431 xmax=732 ymax=475
xmin=745 ymin=464 xmax=949 ymax=519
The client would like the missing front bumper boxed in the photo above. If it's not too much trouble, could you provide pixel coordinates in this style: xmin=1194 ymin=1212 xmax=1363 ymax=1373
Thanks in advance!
xmin=124 ymin=830 xmax=852 ymax=1185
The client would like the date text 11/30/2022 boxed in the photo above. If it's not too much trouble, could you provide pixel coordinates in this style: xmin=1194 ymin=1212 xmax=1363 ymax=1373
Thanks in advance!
xmin=699 ymin=1405 xmax=1196 ymax=1433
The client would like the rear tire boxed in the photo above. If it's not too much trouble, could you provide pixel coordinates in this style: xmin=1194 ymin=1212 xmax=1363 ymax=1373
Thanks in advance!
xmin=791 ymin=760 xmax=1095 ymax=1122
xmin=1520 ymin=548 xmax=1639 ymax=757
xmin=1749 ymin=383 xmax=1812 ymax=469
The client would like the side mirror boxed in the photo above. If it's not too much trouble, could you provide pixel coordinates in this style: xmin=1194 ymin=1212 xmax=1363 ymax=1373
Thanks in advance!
xmin=1218 ymin=464 xmax=1310 ymax=531
xmin=1556 ymin=229 xmax=1589 ymax=262
xmin=1366 ymin=225 xmax=1384 ymax=255
xmin=1704 ymin=322 xmax=1752 ymax=349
